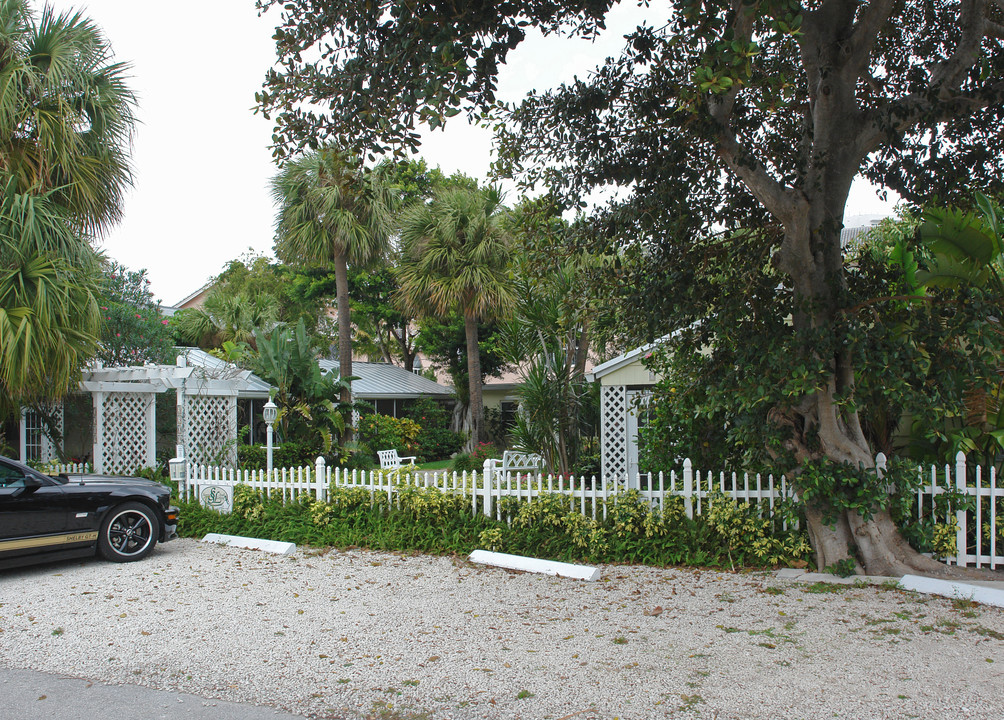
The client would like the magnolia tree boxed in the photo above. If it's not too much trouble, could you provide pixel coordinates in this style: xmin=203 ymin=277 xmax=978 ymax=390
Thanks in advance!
xmin=256 ymin=0 xmax=1004 ymax=576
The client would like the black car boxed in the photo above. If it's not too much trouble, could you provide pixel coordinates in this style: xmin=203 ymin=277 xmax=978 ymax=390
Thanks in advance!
xmin=0 ymin=455 xmax=178 ymax=570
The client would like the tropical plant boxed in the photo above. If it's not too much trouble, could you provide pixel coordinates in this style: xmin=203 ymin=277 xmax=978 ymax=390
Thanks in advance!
xmin=404 ymin=397 xmax=464 ymax=462
xmin=0 ymin=0 xmax=135 ymax=418
xmin=397 ymin=185 xmax=515 ymax=448
xmin=172 ymin=290 xmax=279 ymax=350
xmin=0 ymin=184 xmax=101 ymax=419
xmin=357 ymin=413 xmax=421 ymax=458
xmin=270 ymin=146 xmax=395 ymax=418
xmin=918 ymin=193 xmax=1004 ymax=296
xmin=250 ymin=318 xmax=351 ymax=453
xmin=915 ymin=193 xmax=1004 ymax=466
xmin=501 ymin=208 xmax=600 ymax=474
xmin=0 ymin=0 xmax=135 ymax=234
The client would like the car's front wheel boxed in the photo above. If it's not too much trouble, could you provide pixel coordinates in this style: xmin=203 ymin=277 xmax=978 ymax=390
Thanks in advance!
xmin=98 ymin=502 xmax=159 ymax=562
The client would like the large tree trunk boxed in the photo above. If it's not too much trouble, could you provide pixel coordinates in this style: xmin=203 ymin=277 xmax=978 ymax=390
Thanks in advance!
xmin=703 ymin=0 xmax=1004 ymax=581
xmin=777 ymin=205 xmax=994 ymax=580
xmin=334 ymin=252 xmax=352 ymax=443
xmin=464 ymin=313 xmax=483 ymax=449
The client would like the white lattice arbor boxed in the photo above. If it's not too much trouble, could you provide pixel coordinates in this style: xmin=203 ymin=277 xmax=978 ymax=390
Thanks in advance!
xmin=79 ymin=356 xmax=256 ymax=473
xmin=92 ymin=390 xmax=157 ymax=474
xmin=184 ymin=393 xmax=237 ymax=467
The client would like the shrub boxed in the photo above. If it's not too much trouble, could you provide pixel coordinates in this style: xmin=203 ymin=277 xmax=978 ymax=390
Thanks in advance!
xmin=357 ymin=413 xmax=421 ymax=457
xmin=405 ymin=398 xmax=464 ymax=461
xmin=451 ymin=452 xmax=477 ymax=473
xmin=178 ymin=484 xmax=814 ymax=570
xmin=237 ymin=441 xmax=317 ymax=470
xmin=470 ymin=442 xmax=501 ymax=463
xmin=705 ymin=491 xmax=811 ymax=569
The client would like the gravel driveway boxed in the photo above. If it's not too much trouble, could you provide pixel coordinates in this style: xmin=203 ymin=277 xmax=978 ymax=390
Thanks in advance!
xmin=1 ymin=538 xmax=1002 ymax=720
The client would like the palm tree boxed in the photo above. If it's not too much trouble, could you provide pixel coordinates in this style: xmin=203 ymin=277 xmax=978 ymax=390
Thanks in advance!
xmin=397 ymin=185 xmax=515 ymax=448
xmin=0 ymin=0 xmax=135 ymax=420
xmin=0 ymin=183 xmax=102 ymax=418
xmin=270 ymin=148 xmax=395 ymax=420
xmin=0 ymin=0 xmax=135 ymax=234
xmin=172 ymin=290 xmax=279 ymax=350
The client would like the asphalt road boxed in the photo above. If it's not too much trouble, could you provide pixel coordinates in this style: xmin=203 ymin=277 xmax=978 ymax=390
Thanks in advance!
xmin=0 ymin=668 xmax=311 ymax=720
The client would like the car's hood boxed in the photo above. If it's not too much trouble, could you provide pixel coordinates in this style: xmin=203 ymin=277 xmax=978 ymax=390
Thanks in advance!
xmin=62 ymin=474 xmax=168 ymax=492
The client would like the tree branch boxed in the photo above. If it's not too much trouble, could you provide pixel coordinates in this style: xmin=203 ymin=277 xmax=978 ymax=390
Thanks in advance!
xmin=856 ymin=0 xmax=1002 ymax=156
xmin=707 ymin=0 xmax=802 ymax=223
xmin=857 ymin=80 xmax=1004 ymax=155
xmin=930 ymin=0 xmax=987 ymax=90
xmin=845 ymin=0 xmax=896 ymax=80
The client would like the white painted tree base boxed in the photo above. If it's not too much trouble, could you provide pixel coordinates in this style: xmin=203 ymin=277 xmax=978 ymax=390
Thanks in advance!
xmin=468 ymin=550 xmax=601 ymax=581
xmin=899 ymin=574 xmax=1004 ymax=609
xmin=202 ymin=533 xmax=297 ymax=556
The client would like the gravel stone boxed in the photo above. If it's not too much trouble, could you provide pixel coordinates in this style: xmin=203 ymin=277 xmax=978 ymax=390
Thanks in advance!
xmin=1 ymin=539 xmax=1002 ymax=719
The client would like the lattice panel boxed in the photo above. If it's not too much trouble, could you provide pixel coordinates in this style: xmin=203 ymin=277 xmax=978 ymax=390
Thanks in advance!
xmin=99 ymin=393 xmax=153 ymax=474
xmin=601 ymin=385 xmax=628 ymax=479
xmin=185 ymin=394 xmax=237 ymax=467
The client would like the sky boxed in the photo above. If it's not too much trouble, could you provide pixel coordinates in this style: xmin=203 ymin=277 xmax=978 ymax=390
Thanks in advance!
xmin=71 ymin=0 xmax=897 ymax=307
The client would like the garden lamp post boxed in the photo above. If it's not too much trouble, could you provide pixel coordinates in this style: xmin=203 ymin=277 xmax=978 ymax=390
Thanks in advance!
xmin=263 ymin=399 xmax=278 ymax=474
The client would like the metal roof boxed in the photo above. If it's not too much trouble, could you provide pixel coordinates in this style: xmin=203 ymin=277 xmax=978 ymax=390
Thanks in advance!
xmin=587 ymin=331 xmax=680 ymax=381
xmin=175 ymin=347 xmax=272 ymax=397
xmin=318 ymin=360 xmax=453 ymax=399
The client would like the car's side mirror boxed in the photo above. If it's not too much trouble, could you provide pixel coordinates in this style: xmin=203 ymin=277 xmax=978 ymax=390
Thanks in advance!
xmin=11 ymin=476 xmax=43 ymax=498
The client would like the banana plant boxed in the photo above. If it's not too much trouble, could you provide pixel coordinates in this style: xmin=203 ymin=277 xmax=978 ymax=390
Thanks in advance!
xmin=917 ymin=192 xmax=1004 ymax=464
xmin=250 ymin=319 xmax=353 ymax=451
xmin=917 ymin=192 xmax=1003 ymax=295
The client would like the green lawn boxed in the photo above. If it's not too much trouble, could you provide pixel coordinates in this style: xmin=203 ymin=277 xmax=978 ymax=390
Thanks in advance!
xmin=415 ymin=459 xmax=451 ymax=471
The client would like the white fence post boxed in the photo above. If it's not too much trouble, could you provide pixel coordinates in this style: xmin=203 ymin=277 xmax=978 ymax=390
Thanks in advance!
xmin=874 ymin=452 xmax=891 ymax=498
xmin=315 ymin=456 xmax=326 ymax=501
xmin=955 ymin=451 xmax=967 ymax=567
xmin=482 ymin=458 xmax=494 ymax=517
xmin=682 ymin=458 xmax=694 ymax=519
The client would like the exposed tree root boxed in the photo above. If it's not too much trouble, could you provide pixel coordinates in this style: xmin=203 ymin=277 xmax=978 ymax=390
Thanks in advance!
xmin=809 ymin=508 xmax=1002 ymax=581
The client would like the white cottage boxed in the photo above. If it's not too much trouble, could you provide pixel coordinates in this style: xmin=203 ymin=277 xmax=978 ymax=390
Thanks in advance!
xmin=587 ymin=336 xmax=673 ymax=483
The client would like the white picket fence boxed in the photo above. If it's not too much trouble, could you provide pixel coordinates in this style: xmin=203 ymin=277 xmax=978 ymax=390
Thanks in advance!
xmin=181 ymin=451 xmax=1002 ymax=570
xmin=36 ymin=462 xmax=92 ymax=475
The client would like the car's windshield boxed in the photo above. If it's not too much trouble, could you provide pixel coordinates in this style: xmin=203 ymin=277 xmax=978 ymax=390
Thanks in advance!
xmin=0 ymin=459 xmax=65 ymax=487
